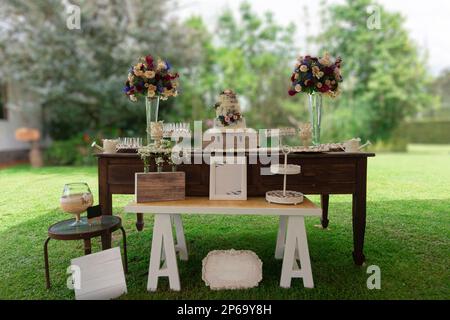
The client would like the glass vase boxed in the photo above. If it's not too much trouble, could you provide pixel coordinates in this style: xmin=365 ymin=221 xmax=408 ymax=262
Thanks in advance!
xmin=308 ymin=92 xmax=322 ymax=146
xmin=146 ymin=96 xmax=160 ymax=145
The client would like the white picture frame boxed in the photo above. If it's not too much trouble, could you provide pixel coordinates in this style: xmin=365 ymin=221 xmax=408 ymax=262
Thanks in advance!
xmin=209 ymin=156 xmax=247 ymax=200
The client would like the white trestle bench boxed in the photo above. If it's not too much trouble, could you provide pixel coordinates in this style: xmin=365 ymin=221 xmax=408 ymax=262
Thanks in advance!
xmin=125 ymin=197 xmax=321 ymax=291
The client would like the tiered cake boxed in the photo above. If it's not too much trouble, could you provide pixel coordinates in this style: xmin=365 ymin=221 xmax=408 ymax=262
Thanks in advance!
xmin=214 ymin=89 xmax=246 ymax=129
xmin=204 ymin=89 xmax=257 ymax=150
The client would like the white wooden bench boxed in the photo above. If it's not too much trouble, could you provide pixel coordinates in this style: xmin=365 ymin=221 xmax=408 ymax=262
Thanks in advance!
xmin=125 ymin=197 xmax=321 ymax=291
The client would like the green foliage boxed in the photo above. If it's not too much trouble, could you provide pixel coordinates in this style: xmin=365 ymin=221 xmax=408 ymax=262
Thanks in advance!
xmin=370 ymin=136 xmax=408 ymax=152
xmin=0 ymin=0 xmax=201 ymax=139
xmin=423 ymin=69 xmax=450 ymax=119
xmin=171 ymin=3 xmax=300 ymax=129
xmin=0 ymin=0 xmax=439 ymax=147
xmin=316 ymin=0 xmax=433 ymax=142
xmin=432 ymin=69 xmax=450 ymax=108
xmin=214 ymin=3 xmax=298 ymax=128
xmin=44 ymin=135 xmax=94 ymax=166
xmin=395 ymin=120 xmax=450 ymax=144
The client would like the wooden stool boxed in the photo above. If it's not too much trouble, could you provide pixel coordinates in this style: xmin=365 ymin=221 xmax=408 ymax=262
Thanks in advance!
xmin=44 ymin=216 xmax=128 ymax=289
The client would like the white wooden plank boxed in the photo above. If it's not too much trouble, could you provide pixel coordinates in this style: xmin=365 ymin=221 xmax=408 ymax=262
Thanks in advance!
xmin=77 ymin=274 xmax=126 ymax=295
xmin=77 ymin=284 xmax=127 ymax=300
xmin=72 ymin=247 xmax=127 ymax=300
xmin=280 ymin=216 xmax=298 ymax=288
xmin=275 ymin=215 xmax=287 ymax=259
xmin=279 ymin=216 xmax=314 ymax=289
xmin=148 ymin=214 xmax=180 ymax=291
xmin=76 ymin=261 xmax=124 ymax=282
xmin=72 ymin=247 xmax=121 ymax=268
xmin=295 ymin=217 xmax=314 ymax=288
xmin=173 ymin=214 xmax=188 ymax=261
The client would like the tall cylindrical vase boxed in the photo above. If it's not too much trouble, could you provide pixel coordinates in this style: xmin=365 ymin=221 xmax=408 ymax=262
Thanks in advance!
xmin=308 ymin=93 xmax=322 ymax=146
xmin=145 ymin=96 xmax=160 ymax=145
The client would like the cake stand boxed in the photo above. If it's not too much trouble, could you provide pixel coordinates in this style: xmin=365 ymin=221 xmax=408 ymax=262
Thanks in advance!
xmin=265 ymin=146 xmax=303 ymax=205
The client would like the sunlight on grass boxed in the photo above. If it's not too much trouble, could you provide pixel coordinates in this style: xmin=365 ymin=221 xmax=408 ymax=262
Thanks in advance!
xmin=0 ymin=147 xmax=449 ymax=299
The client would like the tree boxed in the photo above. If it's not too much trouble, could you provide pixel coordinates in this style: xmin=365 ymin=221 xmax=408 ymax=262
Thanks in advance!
xmin=213 ymin=2 xmax=298 ymax=128
xmin=0 ymin=0 xmax=201 ymax=139
xmin=316 ymin=0 xmax=432 ymax=142
xmin=427 ymin=69 xmax=450 ymax=119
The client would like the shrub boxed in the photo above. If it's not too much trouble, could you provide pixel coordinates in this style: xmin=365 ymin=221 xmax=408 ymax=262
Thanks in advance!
xmin=398 ymin=121 xmax=450 ymax=144
xmin=370 ymin=137 xmax=408 ymax=153
xmin=45 ymin=135 xmax=95 ymax=166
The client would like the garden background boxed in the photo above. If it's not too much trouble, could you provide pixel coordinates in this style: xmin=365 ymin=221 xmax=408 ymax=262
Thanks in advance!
xmin=0 ymin=0 xmax=449 ymax=300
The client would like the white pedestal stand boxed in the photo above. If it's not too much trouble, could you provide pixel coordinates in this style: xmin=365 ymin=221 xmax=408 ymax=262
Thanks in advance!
xmin=266 ymin=147 xmax=303 ymax=205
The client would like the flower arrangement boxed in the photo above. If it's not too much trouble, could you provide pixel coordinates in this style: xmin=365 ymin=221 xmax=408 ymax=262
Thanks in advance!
xmin=217 ymin=112 xmax=242 ymax=126
xmin=288 ymin=53 xmax=343 ymax=97
xmin=124 ymin=55 xmax=179 ymax=102
xmin=138 ymin=141 xmax=171 ymax=173
xmin=137 ymin=140 xmax=190 ymax=173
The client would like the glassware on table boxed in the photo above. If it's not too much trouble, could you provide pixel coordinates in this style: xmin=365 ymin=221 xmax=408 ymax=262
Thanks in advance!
xmin=60 ymin=183 xmax=94 ymax=226
xmin=117 ymin=137 xmax=143 ymax=149
xmin=163 ymin=122 xmax=191 ymax=138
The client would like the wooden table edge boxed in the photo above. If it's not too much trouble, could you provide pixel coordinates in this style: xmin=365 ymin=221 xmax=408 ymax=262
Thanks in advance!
xmin=124 ymin=196 xmax=322 ymax=217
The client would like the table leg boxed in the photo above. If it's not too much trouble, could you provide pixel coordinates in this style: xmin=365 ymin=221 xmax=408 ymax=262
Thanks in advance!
xmin=352 ymin=159 xmax=367 ymax=265
xmin=172 ymin=214 xmax=188 ymax=261
xmin=120 ymin=227 xmax=128 ymax=274
xmin=101 ymin=231 xmax=112 ymax=250
xmin=275 ymin=215 xmax=287 ymax=259
xmin=148 ymin=214 xmax=180 ymax=291
xmin=136 ymin=213 xmax=144 ymax=231
xmin=98 ymin=157 xmax=112 ymax=215
xmin=83 ymin=238 xmax=92 ymax=255
xmin=44 ymin=237 xmax=51 ymax=289
xmin=352 ymin=193 xmax=366 ymax=265
xmin=280 ymin=216 xmax=314 ymax=289
xmin=320 ymin=194 xmax=329 ymax=228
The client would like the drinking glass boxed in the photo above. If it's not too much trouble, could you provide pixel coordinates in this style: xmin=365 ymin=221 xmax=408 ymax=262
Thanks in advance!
xmin=60 ymin=183 xmax=93 ymax=226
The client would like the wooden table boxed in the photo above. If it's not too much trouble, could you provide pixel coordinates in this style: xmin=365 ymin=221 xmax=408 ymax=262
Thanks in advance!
xmin=125 ymin=197 xmax=322 ymax=291
xmin=96 ymin=151 xmax=374 ymax=265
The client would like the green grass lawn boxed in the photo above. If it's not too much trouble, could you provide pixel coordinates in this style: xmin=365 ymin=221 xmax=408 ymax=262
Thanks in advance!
xmin=0 ymin=145 xmax=449 ymax=300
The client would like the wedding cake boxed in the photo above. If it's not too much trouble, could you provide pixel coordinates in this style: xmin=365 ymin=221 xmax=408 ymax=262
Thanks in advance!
xmin=214 ymin=89 xmax=246 ymax=129
xmin=204 ymin=89 xmax=257 ymax=150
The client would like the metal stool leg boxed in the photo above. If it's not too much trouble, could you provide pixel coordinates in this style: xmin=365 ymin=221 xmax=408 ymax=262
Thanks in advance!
xmin=120 ymin=227 xmax=128 ymax=274
xmin=44 ymin=237 xmax=51 ymax=289
xmin=101 ymin=231 xmax=112 ymax=250
xmin=83 ymin=238 xmax=92 ymax=255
